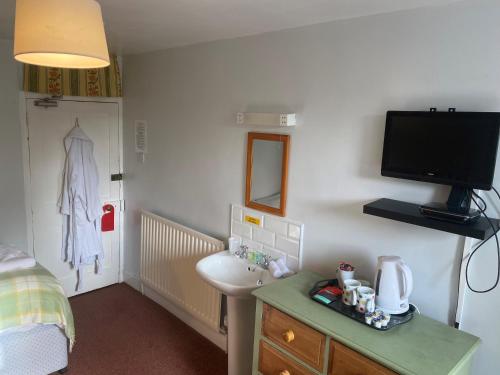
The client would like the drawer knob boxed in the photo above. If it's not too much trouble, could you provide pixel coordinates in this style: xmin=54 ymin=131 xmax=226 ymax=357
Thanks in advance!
xmin=279 ymin=371 xmax=291 ymax=375
xmin=282 ymin=329 xmax=295 ymax=343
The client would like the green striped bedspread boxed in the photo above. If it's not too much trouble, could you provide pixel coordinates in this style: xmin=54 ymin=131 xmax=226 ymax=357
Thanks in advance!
xmin=0 ymin=264 xmax=75 ymax=349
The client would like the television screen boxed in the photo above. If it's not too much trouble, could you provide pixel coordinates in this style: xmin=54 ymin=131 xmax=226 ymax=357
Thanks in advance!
xmin=382 ymin=111 xmax=500 ymax=190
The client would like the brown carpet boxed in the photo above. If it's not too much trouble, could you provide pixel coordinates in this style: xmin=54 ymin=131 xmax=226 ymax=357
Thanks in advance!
xmin=67 ymin=283 xmax=228 ymax=375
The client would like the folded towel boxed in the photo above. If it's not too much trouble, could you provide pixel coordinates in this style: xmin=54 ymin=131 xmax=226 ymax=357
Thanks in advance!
xmin=276 ymin=257 xmax=294 ymax=277
xmin=0 ymin=244 xmax=36 ymax=273
xmin=268 ymin=260 xmax=283 ymax=279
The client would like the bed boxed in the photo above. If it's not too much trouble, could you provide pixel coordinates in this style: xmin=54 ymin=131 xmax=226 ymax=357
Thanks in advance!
xmin=0 ymin=263 xmax=75 ymax=375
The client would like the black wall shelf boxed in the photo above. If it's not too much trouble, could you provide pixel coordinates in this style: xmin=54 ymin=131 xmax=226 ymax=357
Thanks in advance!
xmin=363 ymin=198 xmax=499 ymax=240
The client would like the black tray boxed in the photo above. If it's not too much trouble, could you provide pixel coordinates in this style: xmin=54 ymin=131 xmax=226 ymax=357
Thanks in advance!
xmin=308 ymin=279 xmax=414 ymax=331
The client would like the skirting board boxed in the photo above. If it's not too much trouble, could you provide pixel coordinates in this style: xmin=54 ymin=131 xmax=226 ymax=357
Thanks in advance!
xmin=124 ymin=272 xmax=227 ymax=352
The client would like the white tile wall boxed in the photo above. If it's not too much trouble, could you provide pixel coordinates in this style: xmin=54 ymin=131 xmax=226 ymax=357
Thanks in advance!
xmin=253 ymin=227 xmax=275 ymax=247
xmin=288 ymin=224 xmax=301 ymax=240
xmin=275 ymin=236 xmax=300 ymax=257
xmin=264 ymin=217 xmax=288 ymax=236
xmin=242 ymin=238 xmax=263 ymax=250
xmin=232 ymin=221 xmax=252 ymax=239
xmin=232 ymin=206 xmax=243 ymax=222
xmin=230 ymin=204 xmax=304 ymax=271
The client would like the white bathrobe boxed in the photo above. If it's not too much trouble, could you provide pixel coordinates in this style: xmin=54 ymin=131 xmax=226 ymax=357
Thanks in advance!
xmin=59 ymin=126 xmax=104 ymax=291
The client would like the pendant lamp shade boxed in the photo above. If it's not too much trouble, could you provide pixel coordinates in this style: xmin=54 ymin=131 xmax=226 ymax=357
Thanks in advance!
xmin=14 ymin=0 xmax=110 ymax=69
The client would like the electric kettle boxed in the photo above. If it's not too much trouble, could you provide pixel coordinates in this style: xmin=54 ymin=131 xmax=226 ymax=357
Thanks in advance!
xmin=374 ymin=256 xmax=413 ymax=314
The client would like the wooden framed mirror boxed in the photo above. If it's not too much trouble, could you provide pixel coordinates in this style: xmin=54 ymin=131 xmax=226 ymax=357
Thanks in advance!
xmin=245 ymin=132 xmax=290 ymax=217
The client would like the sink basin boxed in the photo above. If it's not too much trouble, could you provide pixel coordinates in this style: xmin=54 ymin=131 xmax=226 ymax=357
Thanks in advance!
xmin=196 ymin=250 xmax=277 ymax=375
xmin=196 ymin=250 xmax=274 ymax=298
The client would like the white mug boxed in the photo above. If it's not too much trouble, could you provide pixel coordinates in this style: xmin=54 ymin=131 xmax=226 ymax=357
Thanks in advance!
xmin=342 ymin=279 xmax=361 ymax=306
xmin=355 ymin=286 xmax=375 ymax=313
xmin=336 ymin=268 xmax=355 ymax=289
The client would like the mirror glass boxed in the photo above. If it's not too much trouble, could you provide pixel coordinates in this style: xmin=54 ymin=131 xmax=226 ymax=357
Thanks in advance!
xmin=245 ymin=132 xmax=290 ymax=216
xmin=250 ymin=140 xmax=283 ymax=208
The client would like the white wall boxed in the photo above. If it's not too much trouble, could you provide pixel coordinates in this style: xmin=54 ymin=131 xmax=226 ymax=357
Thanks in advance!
xmin=123 ymin=1 xmax=500 ymax=372
xmin=0 ymin=39 xmax=27 ymax=250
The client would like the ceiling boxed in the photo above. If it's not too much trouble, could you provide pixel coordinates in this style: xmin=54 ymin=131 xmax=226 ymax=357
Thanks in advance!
xmin=0 ymin=0 xmax=463 ymax=55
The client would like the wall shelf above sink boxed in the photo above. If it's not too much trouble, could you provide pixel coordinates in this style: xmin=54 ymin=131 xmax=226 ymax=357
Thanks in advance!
xmin=363 ymin=198 xmax=500 ymax=240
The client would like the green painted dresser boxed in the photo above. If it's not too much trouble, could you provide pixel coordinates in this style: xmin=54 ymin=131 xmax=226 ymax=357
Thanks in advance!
xmin=251 ymin=271 xmax=480 ymax=375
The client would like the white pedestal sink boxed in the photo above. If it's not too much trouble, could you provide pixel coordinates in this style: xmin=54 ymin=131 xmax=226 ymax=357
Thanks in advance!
xmin=196 ymin=251 xmax=275 ymax=375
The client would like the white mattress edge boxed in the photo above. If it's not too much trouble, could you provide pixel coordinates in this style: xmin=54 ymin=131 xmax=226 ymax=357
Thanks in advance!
xmin=0 ymin=323 xmax=60 ymax=336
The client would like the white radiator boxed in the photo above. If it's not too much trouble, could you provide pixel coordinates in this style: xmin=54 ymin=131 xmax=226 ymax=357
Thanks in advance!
xmin=140 ymin=211 xmax=224 ymax=332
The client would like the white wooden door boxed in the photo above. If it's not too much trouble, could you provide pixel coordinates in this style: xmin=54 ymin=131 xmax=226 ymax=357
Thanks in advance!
xmin=26 ymin=99 xmax=121 ymax=297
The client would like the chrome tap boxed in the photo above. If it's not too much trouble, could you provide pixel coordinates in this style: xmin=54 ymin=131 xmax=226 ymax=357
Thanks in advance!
xmin=256 ymin=254 xmax=272 ymax=269
xmin=235 ymin=245 xmax=249 ymax=259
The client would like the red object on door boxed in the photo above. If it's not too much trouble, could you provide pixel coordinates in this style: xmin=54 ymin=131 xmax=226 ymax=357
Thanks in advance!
xmin=101 ymin=204 xmax=115 ymax=232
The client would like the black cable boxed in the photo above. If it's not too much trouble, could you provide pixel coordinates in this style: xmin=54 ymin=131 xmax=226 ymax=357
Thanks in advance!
xmin=455 ymin=230 xmax=498 ymax=327
xmin=464 ymin=191 xmax=500 ymax=293
xmin=492 ymin=186 xmax=500 ymax=202
xmin=467 ymin=189 xmax=487 ymax=212
xmin=455 ymin=189 xmax=500 ymax=326
xmin=472 ymin=192 xmax=488 ymax=213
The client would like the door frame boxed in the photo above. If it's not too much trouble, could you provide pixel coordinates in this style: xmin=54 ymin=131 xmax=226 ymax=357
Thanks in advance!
xmin=18 ymin=92 xmax=125 ymax=283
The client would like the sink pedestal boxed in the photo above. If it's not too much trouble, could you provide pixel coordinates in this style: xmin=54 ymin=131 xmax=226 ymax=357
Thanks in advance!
xmin=195 ymin=251 xmax=275 ymax=375
xmin=227 ymin=296 xmax=256 ymax=375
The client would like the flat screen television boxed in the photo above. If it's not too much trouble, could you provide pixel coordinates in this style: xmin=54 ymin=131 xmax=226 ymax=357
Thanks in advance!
xmin=382 ymin=111 xmax=500 ymax=190
xmin=382 ymin=110 xmax=500 ymax=221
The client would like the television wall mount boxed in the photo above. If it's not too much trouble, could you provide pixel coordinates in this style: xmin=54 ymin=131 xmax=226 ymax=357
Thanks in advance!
xmin=429 ymin=107 xmax=457 ymax=112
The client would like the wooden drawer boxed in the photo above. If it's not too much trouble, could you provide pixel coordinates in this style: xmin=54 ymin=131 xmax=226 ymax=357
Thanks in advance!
xmin=328 ymin=340 xmax=398 ymax=375
xmin=262 ymin=304 xmax=326 ymax=371
xmin=259 ymin=340 xmax=315 ymax=375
